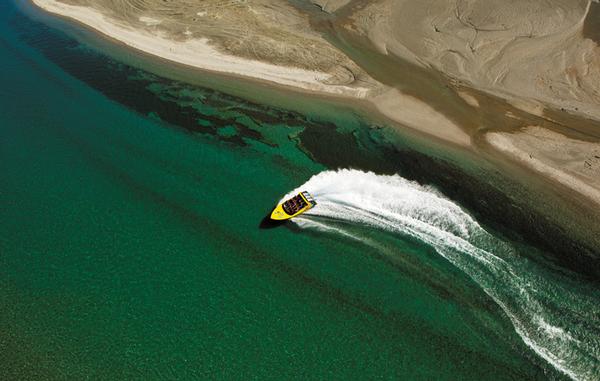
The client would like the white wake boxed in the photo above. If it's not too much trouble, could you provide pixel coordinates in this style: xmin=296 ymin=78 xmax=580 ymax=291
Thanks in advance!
xmin=284 ymin=169 xmax=599 ymax=381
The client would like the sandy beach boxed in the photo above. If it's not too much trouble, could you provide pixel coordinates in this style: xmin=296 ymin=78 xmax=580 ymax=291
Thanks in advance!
xmin=31 ymin=0 xmax=374 ymax=98
xmin=487 ymin=127 xmax=600 ymax=205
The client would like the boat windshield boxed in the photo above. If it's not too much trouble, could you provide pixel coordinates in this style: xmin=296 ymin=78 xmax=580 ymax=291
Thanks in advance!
xmin=282 ymin=194 xmax=307 ymax=215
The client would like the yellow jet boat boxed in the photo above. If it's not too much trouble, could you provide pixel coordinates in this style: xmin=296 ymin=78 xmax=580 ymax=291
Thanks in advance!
xmin=270 ymin=191 xmax=317 ymax=220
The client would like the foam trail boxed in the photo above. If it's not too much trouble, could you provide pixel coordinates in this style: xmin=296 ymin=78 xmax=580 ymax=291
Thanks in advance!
xmin=285 ymin=169 xmax=600 ymax=381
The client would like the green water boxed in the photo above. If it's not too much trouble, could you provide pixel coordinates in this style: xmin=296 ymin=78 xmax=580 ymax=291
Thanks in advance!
xmin=1 ymin=1 xmax=598 ymax=380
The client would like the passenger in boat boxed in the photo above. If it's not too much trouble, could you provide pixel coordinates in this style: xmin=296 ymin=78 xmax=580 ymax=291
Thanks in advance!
xmin=291 ymin=199 xmax=298 ymax=212
xmin=283 ymin=195 xmax=307 ymax=215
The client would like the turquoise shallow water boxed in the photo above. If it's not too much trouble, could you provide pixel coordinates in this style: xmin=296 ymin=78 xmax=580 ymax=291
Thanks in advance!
xmin=1 ymin=1 xmax=598 ymax=380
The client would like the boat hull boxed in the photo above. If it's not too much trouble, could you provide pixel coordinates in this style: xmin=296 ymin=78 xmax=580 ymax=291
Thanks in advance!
xmin=270 ymin=203 xmax=311 ymax=220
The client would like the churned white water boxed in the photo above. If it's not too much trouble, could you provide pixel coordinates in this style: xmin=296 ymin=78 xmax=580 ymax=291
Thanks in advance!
xmin=284 ymin=169 xmax=600 ymax=381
